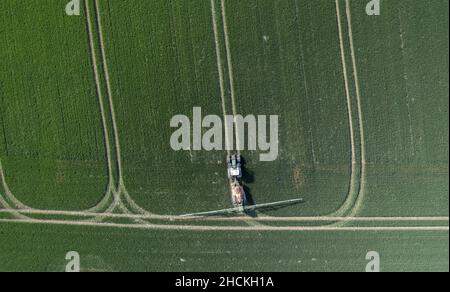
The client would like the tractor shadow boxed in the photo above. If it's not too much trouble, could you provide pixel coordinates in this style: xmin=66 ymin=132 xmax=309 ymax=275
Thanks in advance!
xmin=240 ymin=157 xmax=258 ymax=218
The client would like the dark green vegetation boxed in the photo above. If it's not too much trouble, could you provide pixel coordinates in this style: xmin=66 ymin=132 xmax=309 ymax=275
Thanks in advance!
xmin=0 ymin=0 xmax=107 ymax=210
xmin=97 ymin=0 xmax=352 ymax=215
xmin=225 ymin=0 xmax=352 ymax=216
xmin=0 ymin=223 xmax=448 ymax=272
xmin=98 ymin=0 xmax=231 ymax=214
xmin=349 ymin=0 xmax=449 ymax=216
xmin=0 ymin=0 xmax=448 ymax=272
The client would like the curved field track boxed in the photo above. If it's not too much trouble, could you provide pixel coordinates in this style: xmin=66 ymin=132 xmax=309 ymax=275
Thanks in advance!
xmin=0 ymin=0 xmax=108 ymax=210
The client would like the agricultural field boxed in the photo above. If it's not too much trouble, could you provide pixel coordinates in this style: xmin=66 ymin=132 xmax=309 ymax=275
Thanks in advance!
xmin=0 ymin=0 xmax=108 ymax=210
xmin=0 ymin=0 xmax=448 ymax=272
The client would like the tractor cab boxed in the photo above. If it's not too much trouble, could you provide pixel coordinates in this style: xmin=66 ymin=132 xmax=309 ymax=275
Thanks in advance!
xmin=227 ymin=154 xmax=242 ymax=182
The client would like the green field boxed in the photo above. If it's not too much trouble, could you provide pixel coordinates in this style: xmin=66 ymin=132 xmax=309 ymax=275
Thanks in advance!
xmin=0 ymin=0 xmax=108 ymax=210
xmin=0 ymin=223 xmax=448 ymax=272
xmin=0 ymin=0 xmax=448 ymax=272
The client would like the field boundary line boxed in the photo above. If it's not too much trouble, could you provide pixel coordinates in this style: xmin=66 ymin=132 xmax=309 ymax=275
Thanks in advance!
xmin=0 ymin=209 xmax=448 ymax=222
xmin=83 ymin=0 xmax=115 ymax=213
xmin=210 ymin=0 xmax=232 ymax=154
xmin=0 ymin=197 xmax=29 ymax=220
xmin=345 ymin=0 xmax=367 ymax=218
xmin=220 ymin=0 xmax=238 ymax=117
xmin=220 ymin=0 xmax=242 ymax=154
xmin=90 ymin=0 xmax=127 ymax=215
xmin=0 ymin=218 xmax=448 ymax=232
xmin=335 ymin=0 xmax=357 ymax=167
xmin=327 ymin=0 xmax=362 ymax=218
xmin=92 ymin=0 xmax=122 ymax=183
xmin=92 ymin=0 xmax=151 ymax=216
